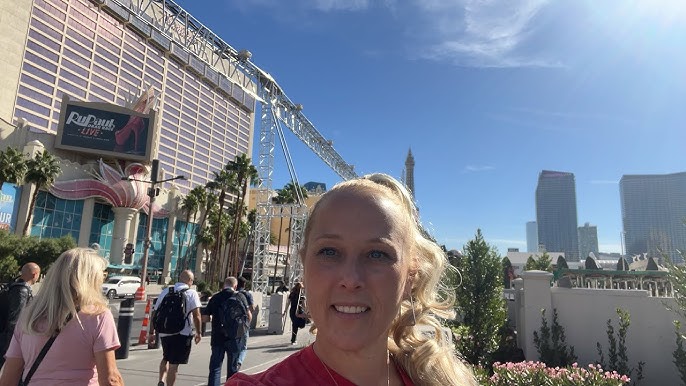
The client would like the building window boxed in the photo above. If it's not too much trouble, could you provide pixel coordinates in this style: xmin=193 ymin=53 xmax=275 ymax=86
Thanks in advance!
xmin=30 ymin=191 xmax=83 ymax=241
xmin=89 ymin=202 xmax=114 ymax=261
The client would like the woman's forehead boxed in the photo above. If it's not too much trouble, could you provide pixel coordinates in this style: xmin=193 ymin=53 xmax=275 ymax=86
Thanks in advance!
xmin=309 ymin=190 xmax=410 ymax=236
xmin=320 ymin=189 xmax=400 ymax=215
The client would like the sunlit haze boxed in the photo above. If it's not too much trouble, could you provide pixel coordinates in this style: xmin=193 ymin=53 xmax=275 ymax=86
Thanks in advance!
xmin=174 ymin=0 xmax=686 ymax=255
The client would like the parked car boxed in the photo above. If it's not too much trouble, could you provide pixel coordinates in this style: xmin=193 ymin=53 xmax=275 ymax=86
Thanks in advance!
xmin=102 ymin=275 xmax=141 ymax=299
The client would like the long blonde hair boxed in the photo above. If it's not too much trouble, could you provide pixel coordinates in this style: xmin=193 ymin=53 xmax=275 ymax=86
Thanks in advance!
xmin=300 ymin=173 xmax=477 ymax=386
xmin=21 ymin=247 xmax=108 ymax=335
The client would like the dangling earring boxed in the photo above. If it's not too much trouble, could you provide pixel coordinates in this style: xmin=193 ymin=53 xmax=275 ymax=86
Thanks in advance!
xmin=408 ymin=294 xmax=417 ymax=326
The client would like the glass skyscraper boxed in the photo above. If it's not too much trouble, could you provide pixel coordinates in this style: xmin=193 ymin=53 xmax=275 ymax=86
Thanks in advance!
xmin=526 ymin=221 xmax=538 ymax=253
xmin=620 ymin=172 xmax=686 ymax=264
xmin=536 ymin=170 xmax=580 ymax=261
xmin=578 ymin=222 xmax=599 ymax=260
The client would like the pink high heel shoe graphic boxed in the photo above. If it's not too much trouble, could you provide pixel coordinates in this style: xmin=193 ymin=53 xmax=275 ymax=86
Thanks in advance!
xmin=114 ymin=115 xmax=146 ymax=153
xmin=113 ymin=88 xmax=156 ymax=154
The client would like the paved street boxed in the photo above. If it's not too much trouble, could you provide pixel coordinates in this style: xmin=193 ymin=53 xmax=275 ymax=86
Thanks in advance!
xmin=117 ymin=327 xmax=312 ymax=385
xmin=109 ymin=296 xmax=313 ymax=385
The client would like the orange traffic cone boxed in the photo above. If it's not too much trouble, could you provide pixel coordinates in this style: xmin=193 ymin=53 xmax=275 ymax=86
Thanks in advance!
xmin=137 ymin=298 xmax=151 ymax=345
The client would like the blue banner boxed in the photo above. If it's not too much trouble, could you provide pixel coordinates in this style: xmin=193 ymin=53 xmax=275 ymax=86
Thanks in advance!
xmin=0 ymin=183 xmax=21 ymax=232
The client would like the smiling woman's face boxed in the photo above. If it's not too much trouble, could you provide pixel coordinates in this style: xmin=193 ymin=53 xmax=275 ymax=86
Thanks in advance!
xmin=302 ymin=188 xmax=412 ymax=353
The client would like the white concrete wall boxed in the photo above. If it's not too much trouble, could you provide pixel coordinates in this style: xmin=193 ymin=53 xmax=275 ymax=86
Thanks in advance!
xmin=516 ymin=271 xmax=686 ymax=385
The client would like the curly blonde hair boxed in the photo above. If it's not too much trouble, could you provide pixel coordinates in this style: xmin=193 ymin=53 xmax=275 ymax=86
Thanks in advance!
xmin=21 ymin=247 xmax=109 ymax=335
xmin=300 ymin=173 xmax=476 ymax=386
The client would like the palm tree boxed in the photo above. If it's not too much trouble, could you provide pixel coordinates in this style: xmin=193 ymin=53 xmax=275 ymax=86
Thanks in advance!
xmin=238 ymin=209 xmax=257 ymax=277
xmin=183 ymin=186 xmax=207 ymax=258
xmin=23 ymin=150 xmax=61 ymax=235
xmin=205 ymin=168 xmax=236 ymax=285
xmin=197 ymin=187 xmax=214 ymax=233
xmin=176 ymin=190 xmax=200 ymax=276
xmin=0 ymin=147 xmax=28 ymax=190
xmin=225 ymin=154 xmax=258 ymax=276
xmin=196 ymin=227 xmax=215 ymax=282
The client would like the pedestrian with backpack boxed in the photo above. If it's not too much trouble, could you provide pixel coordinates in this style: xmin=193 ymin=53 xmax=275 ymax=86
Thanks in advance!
xmin=235 ymin=277 xmax=255 ymax=369
xmin=0 ymin=262 xmax=40 ymax=369
xmin=148 ymin=270 xmax=202 ymax=386
xmin=201 ymin=276 xmax=251 ymax=386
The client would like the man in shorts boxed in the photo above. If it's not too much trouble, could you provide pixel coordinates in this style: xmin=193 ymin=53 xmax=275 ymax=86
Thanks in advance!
xmin=149 ymin=270 xmax=202 ymax=386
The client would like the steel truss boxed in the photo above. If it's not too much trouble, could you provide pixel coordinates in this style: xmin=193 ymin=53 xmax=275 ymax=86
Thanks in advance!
xmin=98 ymin=0 xmax=357 ymax=293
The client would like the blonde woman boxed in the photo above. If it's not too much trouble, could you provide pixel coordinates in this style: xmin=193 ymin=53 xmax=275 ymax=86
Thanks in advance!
xmin=229 ymin=173 xmax=476 ymax=385
xmin=0 ymin=248 xmax=123 ymax=386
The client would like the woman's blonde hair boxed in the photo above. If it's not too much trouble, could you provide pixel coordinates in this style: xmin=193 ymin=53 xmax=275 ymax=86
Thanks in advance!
xmin=21 ymin=247 xmax=109 ymax=335
xmin=300 ymin=173 xmax=477 ymax=386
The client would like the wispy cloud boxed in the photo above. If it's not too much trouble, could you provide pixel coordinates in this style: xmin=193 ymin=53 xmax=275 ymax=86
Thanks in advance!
xmin=414 ymin=0 xmax=561 ymax=68
xmin=235 ymin=0 xmax=561 ymax=68
xmin=463 ymin=165 xmax=495 ymax=173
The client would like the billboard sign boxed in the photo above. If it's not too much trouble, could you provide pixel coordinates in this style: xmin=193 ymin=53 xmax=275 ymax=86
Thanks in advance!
xmin=0 ymin=183 xmax=21 ymax=232
xmin=55 ymin=96 xmax=156 ymax=161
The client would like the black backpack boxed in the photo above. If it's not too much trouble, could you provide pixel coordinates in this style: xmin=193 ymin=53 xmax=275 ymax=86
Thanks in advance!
xmin=153 ymin=287 xmax=190 ymax=334
xmin=0 ymin=281 xmax=28 ymax=333
xmin=217 ymin=291 xmax=249 ymax=339
xmin=0 ymin=283 xmax=10 ymax=332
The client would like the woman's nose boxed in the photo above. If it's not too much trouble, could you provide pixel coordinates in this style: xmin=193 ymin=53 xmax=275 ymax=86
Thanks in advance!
xmin=338 ymin=257 xmax=364 ymax=289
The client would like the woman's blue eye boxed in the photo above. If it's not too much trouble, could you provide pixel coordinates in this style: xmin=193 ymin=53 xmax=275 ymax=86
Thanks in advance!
xmin=369 ymin=250 xmax=388 ymax=259
xmin=317 ymin=248 xmax=337 ymax=256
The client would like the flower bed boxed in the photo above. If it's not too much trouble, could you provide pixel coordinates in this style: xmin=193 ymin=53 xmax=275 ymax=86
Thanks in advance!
xmin=479 ymin=361 xmax=631 ymax=386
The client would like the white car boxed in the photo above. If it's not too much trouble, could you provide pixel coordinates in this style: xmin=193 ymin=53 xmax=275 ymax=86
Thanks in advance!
xmin=102 ymin=276 xmax=141 ymax=299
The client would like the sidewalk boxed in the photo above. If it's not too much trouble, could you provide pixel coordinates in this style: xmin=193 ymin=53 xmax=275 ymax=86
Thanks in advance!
xmin=118 ymin=324 xmax=315 ymax=385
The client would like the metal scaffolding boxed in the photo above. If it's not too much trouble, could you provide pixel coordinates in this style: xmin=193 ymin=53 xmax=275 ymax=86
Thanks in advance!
xmin=102 ymin=0 xmax=357 ymax=293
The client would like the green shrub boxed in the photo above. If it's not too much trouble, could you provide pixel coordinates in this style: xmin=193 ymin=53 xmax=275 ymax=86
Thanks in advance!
xmin=0 ymin=255 xmax=19 ymax=282
xmin=673 ymin=321 xmax=686 ymax=385
xmin=596 ymin=308 xmax=645 ymax=386
xmin=533 ymin=308 xmax=577 ymax=367
xmin=0 ymin=231 xmax=76 ymax=275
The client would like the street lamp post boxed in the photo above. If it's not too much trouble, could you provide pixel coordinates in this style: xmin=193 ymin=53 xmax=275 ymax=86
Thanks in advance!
xmin=123 ymin=159 xmax=185 ymax=300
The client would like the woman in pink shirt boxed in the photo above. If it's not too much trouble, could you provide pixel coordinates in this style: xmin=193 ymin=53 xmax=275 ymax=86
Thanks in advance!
xmin=0 ymin=248 xmax=123 ymax=386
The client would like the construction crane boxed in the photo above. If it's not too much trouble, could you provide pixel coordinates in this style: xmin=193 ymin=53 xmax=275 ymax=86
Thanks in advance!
xmin=114 ymin=0 xmax=357 ymax=293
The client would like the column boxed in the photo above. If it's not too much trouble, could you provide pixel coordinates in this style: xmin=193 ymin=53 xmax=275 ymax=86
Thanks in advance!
xmin=78 ymin=198 xmax=95 ymax=247
xmin=15 ymin=140 xmax=45 ymax=236
xmin=194 ymin=207 xmax=207 ymax=280
xmin=162 ymin=185 xmax=179 ymax=282
xmin=520 ymin=270 xmax=553 ymax=361
xmin=110 ymin=207 xmax=138 ymax=265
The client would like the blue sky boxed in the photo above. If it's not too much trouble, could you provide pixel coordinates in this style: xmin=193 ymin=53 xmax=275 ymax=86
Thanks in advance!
xmin=174 ymin=0 xmax=686 ymax=255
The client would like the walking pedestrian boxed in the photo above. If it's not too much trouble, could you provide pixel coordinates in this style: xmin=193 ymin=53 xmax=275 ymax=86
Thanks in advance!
xmin=148 ymin=270 xmax=202 ymax=386
xmin=235 ymin=277 xmax=254 ymax=368
xmin=283 ymin=282 xmax=308 ymax=345
xmin=0 ymin=262 xmax=40 ymax=369
xmin=202 ymin=277 xmax=251 ymax=385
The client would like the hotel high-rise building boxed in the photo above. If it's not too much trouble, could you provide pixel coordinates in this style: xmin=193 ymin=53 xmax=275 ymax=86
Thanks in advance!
xmin=578 ymin=222 xmax=599 ymax=260
xmin=620 ymin=172 xmax=686 ymax=264
xmin=526 ymin=221 xmax=538 ymax=253
xmin=0 ymin=0 xmax=256 ymax=278
xmin=536 ymin=170 xmax=580 ymax=261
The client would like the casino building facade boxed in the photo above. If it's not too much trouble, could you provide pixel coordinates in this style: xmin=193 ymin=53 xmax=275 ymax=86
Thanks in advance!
xmin=0 ymin=0 xmax=257 ymax=281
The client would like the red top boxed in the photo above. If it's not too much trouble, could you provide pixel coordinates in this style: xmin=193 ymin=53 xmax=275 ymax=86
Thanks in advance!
xmin=226 ymin=344 xmax=415 ymax=386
